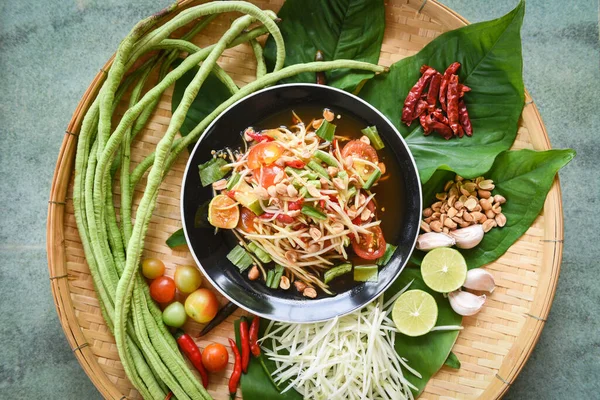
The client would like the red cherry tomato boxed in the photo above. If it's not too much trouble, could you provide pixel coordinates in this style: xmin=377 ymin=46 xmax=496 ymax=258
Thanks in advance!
xmin=248 ymin=142 xmax=284 ymax=169
xmin=149 ymin=276 xmax=176 ymax=303
xmin=341 ymin=140 xmax=379 ymax=180
xmin=237 ymin=207 xmax=257 ymax=233
xmin=257 ymin=165 xmax=284 ymax=188
xmin=202 ymin=343 xmax=229 ymax=372
xmin=352 ymin=225 xmax=386 ymax=260
xmin=352 ymin=198 xmax=376 ymax=225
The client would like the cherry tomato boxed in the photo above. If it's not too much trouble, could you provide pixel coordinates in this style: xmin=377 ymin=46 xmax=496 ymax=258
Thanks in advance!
xmin=341 ymin=140 xmax=379 ymax=180
xmin=238 ymin=207 xmax=257 ymax=233
xmin=202 ymin=343 xmax=229 ymax=372
xmin=149 ymin=276 xmax=176 ymax=303
xmin=247 ymin=142 xmax=284 ymax=169
xmin=257 ymin=165 xmax=284 ymax=188
xmin=174 ymin=265 xmax=203 ymax=294
xmin=185 ymin=288 xmax=219 ymax=323
xmin=141 ymin=258 xmax=165 ymax=279
xmin=162 ymin=301 xmax=187 ymax=328
xmin=352 ymin=198 xmax=376 ymax=225
xmin=352 ymin=225 xmax=386 ymax=260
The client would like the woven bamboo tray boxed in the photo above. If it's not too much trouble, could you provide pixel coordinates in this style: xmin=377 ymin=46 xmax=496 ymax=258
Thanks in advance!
xmin=47 ymin=0 xmax=564 ymax=399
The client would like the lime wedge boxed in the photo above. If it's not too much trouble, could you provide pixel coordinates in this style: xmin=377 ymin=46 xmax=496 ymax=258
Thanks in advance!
xmin=392 ymin=289 xmax=438 ymax=337
xmin=421 ymin=248 xmax=467 ymax=293
xmin=208 ymin=194 xmax=239 ymax=229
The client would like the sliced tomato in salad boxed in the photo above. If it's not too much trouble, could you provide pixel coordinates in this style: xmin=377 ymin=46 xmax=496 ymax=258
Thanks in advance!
xmin=341 ymin=140 xmax=379 ymax=181
xmin=237 ymin=207 xmax=257 ymax=233
xmin=247 ymin=142 xmax=284 ymax=169
xmin=352 ymin=225 xmax=386 ymax=260
xmin=257 ymin=165 xmax=284 ymax=188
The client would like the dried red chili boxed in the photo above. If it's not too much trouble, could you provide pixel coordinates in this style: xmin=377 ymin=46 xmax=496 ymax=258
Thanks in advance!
xmin=419 ymin=113 xmax=431 ymax=135
xmin=458 ymin=99 xmax=473 ymax=136
xmin=426 ymin=72 xmax=442 ymax=112
xmin=174 ymin=330 xmax=209 ymax=388
xmin=249 ymin=316 xmax=261 ymax=357
xmin=414 ymin=99 xmax=429 ymax=118
xmin=446 ymin=74 xmax=462 ymax=137
xmin=439 ymin=62 xmax=461 ymax=111
xmin=228 ymin=338 xmax=242 ymax=399
xmin=425 ymin=113 xmax=454 ymax=140
xmin=458 ymin=83 xmax=471 ymax=97
xmin=401 ymin=67 xmax=437 ymax=125
xmin=244 ymin=127 xmax=273 ymax=142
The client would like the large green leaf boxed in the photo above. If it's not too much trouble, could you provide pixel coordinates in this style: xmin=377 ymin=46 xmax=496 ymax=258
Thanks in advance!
xmin=264 ymin=0 xmax=385 ymax=91
xmin=172 ymin=65 xmax=234 ymax=138
xmin=359 ymin=1 xmax=526 ymax=183
xmin=412 ymin=149 xmax=576 ymax=268
xmin=384 ymin=267 xmax=462 ymax=395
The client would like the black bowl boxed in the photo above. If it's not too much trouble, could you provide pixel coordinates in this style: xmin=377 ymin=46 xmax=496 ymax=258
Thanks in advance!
xmin=181 ymin=84 xmax=421 ymax=323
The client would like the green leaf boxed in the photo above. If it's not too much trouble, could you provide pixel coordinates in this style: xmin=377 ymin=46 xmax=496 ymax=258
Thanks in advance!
xmin=359 ymin=1 xmax=526 ymax=183
xmin=172 ymin=64 xmax=234 ymax=140
xmin=234 ymin=319 xmax=303 ymax=400
xmin=264 ymin=0 xmax=385 ymax=91
xmin=412 ymin=149 xmax=576 ymax=268
xmin=165 ymin=228 xmax=187 ymax=249
xmin=444 ymin=351 xmax=461 ymax=369
xmin=384 ymin=267 xmax=462 ymax=395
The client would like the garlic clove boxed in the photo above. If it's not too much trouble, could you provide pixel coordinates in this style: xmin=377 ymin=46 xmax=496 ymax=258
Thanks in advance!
xmin=416 ymin=232 xmax=455 ymax=251
xmin=448 ymin=290 xmax=486 ymax=316
xmin=463 ymin=268 xmax=496 ymax=293
xmin=449 ymin=224 xmax=484 ymax=249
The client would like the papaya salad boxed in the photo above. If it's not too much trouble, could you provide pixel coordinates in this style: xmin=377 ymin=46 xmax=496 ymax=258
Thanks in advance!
xmin=200 ymin=109 xmax=396 ymax=298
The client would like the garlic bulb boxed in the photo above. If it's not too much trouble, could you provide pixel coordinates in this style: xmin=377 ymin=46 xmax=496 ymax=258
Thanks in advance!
xmin=463 ymin=268 xmax=496 ymax=292
xmin=449 ymin=224 xmax=484 ymax=249
xmin=416 ymin=232 xmax=455 ymax=251
xmin=448 ymin=290 xmax=486 ymax=316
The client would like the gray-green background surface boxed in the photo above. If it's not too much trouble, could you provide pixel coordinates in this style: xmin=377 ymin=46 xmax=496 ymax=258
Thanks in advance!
xmin=0 ymin=0 xmax=597 ymax=398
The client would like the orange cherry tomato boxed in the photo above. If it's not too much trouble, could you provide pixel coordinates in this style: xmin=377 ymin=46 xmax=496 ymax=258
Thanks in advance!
xmin=149 ymin=276 xmax=176 ymax=303
xmin=247 ymin=142 xmax=284 ymax=169
xmin=352 ymin=225 xmax=386 ymax=260
xmin=257 ymin=165 xmax=284 ymax=188
xmin=237 ymin=207 xmax=257 ymax=233
xmin=202 ymin=343 xmax=229 ymax=372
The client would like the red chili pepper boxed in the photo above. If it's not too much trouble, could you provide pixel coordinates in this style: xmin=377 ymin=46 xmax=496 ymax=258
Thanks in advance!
xmin=245 ymin=128 xmax=273 ymax=143
xmin=174 ymin=330 xmax=209 ymax=388
xmin=439 ymin=62 xmax=461 ymax=111
xmin=288 ymin=199 xmax=304 ymax=211
xmin=419 ymin=113 xmax=431 ymax=135
xmin=458 ymin=83 xmax=471 ymax=97
xmin=240 ymin=317 xmax=250 ymax=373
xmin=259 ymin=212 xmax=274 ymax=220
xmin=228 ymin=338 xmax=242 ymax=399
xmin=225 ymin=190 xmax=236 ymax=200
xmin=432 ymin=109 xmax=449 ymax=125
xmin=401 ymin=67 xmax=437 ymax=126
xmin=426 ymin=73 xmax=442 ymax=112
xmin=425 ymin=114 xmax=453 ymax=140
xmin=292 ymin=223 xmax=308 ymax=231
xmin=249 ymin=316 xmax=261 ymax=357
xmin=319 ymin=199 xmax=326 ymax=209
xmin=458 ymin=99 xmax=473 ymax=136
xmin=446 ymin=74 xmax=461 ymax=137
xmin=285 ymin=159 xmax=306 ymax=169
xmin=414 ymin=99 xmax=429 ymax=119
xmin=419 ymin=64 xmax=434 ymax=74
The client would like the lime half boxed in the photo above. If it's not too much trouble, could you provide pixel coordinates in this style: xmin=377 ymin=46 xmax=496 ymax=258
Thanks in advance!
xmin=421 ymin=248 xmax=467 ymax=293
xmin=392 ymin=289 xmax=438 ymax=337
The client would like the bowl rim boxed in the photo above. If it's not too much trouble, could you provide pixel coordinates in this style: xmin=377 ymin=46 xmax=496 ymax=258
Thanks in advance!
xmin=180 ymin=83 xmax=422 ymax=323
